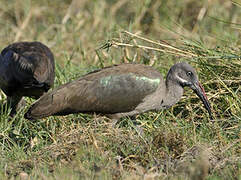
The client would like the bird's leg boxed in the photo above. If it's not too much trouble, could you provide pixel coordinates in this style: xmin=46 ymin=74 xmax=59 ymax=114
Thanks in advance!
xmin=107 ymin=110 xmax=141 ymax=121
xmin=7 ymin=96 xmax=26 ymax=116
xmin=105 ymin=114 xmax=120 ymax=128
xmin=106 ymin=110 xmax=144 ymax=136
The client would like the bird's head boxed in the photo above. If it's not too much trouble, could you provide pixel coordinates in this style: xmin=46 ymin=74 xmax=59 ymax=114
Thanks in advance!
xmin=167 ymin=62 xmax=213 ymax=119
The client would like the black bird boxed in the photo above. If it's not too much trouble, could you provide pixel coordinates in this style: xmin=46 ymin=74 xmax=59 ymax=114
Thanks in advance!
xmin=25 ymin=62 xmax=212 ymax=120
xmin=0 ymin=41 xmax=55 ymax=116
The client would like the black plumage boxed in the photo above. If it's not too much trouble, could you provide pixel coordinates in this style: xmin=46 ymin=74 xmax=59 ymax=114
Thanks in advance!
xmin=0 ymin=41 xmax=55 ymax=115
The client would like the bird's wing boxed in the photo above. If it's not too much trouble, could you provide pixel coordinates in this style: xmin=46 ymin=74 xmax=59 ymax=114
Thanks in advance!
xmin=26 ymin=64 xmax=163 ymax=119
xmin=0 ymin=49 xmax=34 ymax=84
xmin=24 ymin=42 xmax=55 ymax=87
xmin=1 ymin=42 xmax=55 ymax=89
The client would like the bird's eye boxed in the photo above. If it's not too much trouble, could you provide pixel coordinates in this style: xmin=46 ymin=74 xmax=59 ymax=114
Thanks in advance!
xmin=186 ymin=71 xmax=193 ymax=76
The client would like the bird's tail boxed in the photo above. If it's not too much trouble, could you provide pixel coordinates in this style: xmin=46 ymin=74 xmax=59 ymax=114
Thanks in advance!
xmin=24 ymin=89 xmax=68 ymax=120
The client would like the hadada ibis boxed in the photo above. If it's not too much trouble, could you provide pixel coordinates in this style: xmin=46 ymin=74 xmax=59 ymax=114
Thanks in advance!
xmin=0 ymin=41 xmax=55 ymax=116
xmin=25 ymin=62 xmax=212 ymax=120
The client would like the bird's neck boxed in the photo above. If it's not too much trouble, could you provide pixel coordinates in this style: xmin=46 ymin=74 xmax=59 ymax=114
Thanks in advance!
xmin=163 ymin=79 xmax=184 ymax=108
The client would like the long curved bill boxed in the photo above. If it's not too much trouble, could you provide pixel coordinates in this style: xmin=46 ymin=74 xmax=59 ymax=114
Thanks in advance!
xmin=191 ymin=81 xmax=213 ymax=120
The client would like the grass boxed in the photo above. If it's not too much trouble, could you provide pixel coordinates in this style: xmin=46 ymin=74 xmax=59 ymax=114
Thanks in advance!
xmin=0 ymin=0 xmax=240 ymax=179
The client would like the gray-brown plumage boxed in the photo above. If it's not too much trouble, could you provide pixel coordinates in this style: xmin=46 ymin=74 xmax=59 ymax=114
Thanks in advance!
xmin=0 ymin=41 xmax=55 ymax=116
xmin=25 ymin=62 xmax=212 ymax=120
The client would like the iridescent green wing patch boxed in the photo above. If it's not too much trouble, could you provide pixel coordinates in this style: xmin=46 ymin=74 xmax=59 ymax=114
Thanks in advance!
xmin=134 ymin=76 xmax=160 ymax=88
xmin=99 ymin=73 xmax=160 ymax=90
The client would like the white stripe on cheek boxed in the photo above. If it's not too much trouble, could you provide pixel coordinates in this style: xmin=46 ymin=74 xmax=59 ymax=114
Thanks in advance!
xmin=175 ymin=74 xmax=188 ymax=84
